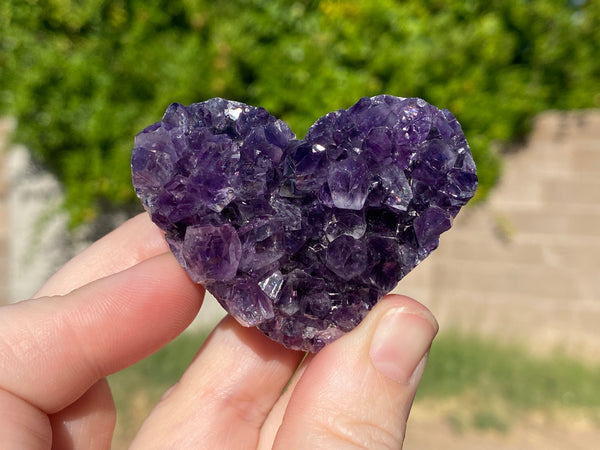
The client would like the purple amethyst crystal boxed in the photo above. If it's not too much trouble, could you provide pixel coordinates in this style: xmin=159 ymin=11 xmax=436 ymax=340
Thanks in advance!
xmin=132 ymin=96 xmax=477 ymax=352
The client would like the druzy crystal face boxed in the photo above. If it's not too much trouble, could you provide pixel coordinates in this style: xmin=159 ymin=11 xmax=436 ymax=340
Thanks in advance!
xmin=132 ymin=96 xmax=477 ymax=352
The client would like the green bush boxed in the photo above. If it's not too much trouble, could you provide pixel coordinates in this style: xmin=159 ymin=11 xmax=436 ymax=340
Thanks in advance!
xmin=1 ymin=0 xmax=599 ymax=226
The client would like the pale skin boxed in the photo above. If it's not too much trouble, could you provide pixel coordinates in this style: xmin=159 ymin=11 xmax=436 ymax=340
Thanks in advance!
xmin=0 ymin=213 xmax=438 ymax=449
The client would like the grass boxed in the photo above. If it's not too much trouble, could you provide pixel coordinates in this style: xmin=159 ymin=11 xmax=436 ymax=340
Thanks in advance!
xmin=417 ymin=331 xmax=600 ymax=432
xmin=419 ymin=332 xmax=600 ymax=410
xmin=108 ymin=329 xmax=600 ymax=446
xmin=108 ymin=328 xmax=210 ymax=447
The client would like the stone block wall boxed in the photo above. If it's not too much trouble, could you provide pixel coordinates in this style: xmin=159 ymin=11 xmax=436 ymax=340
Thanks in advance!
xmin=394 ymin=110 xmax=600 ymax=360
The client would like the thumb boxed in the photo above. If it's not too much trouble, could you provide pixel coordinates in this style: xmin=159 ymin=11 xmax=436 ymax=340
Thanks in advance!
xmin=273 ymin=295 xmax=438 ymax=449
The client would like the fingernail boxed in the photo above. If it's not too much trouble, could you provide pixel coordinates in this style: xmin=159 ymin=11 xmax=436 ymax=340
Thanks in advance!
xmin=369 ymin=307 xmax=437 ymax=384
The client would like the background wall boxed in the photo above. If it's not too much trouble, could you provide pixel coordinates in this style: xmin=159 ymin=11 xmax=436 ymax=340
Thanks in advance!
xmin=395 ymin=110 xmax=600 ymax=361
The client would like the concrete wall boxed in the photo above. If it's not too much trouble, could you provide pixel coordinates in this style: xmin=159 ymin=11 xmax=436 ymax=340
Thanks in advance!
xmin=0 ymin=118 xmax=13 ymax=304
xmin=394 ymin=110 xmax=600 ymax=360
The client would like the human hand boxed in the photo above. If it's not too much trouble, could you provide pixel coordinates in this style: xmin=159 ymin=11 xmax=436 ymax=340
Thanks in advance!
xmin=0 ymin=213 xmax=438 ymax=449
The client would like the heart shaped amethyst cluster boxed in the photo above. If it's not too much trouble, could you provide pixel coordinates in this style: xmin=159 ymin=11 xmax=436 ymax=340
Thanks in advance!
xmin=132 ymin=95 xmax=477 ymax=352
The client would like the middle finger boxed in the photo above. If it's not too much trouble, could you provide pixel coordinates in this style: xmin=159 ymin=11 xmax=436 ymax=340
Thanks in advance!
xmin=130 ymin=317 xmax=303 ymax=449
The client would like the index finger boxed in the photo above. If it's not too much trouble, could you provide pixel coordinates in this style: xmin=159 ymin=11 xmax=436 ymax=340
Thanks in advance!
xmin=0 ymin=253 xmax=204 ymax=414
xmin=35 ymin=213 xmax=169 ymax=297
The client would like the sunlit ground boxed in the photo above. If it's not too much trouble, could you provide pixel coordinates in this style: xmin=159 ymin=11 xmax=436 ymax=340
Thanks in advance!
xmin=109 ymin=329 xmax=600 ymax=449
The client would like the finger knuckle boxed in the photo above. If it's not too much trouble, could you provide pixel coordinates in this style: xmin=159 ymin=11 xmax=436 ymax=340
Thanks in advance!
xmin=320 ymin=411 xmax=405 ymax=449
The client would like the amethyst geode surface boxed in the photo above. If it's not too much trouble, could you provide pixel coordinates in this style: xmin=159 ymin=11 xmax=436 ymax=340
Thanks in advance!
xmin=132 ymin=95 xmax=477 ymax=352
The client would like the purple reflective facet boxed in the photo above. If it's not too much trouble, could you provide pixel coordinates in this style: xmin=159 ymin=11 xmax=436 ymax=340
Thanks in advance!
xmin=181 ymin=224 xmax=241 ymax=283
xmin=238 ymin=217 xmax=285 ymax=272
xmin=132 ymin=96 xmax=477 ymax=352
xmin=327 ymin=157 xmax=370 ymax=210
xmin=326 ymin=235 xmax=368 ymax=280
xmin=226 ymin=281 xmax=275 ymax=327
xmin=325 ymin=209 xmax=367 ymax=241
xmin=364 ymin=126 xmax=395 ymax=163
xmin=414 ymin=206 xmax=453 ymax=247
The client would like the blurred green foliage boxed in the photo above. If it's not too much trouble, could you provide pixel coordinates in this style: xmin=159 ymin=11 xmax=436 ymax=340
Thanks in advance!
xmin=1 ymin=0 xmax=599 ymax=226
